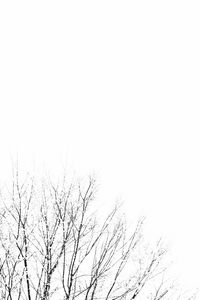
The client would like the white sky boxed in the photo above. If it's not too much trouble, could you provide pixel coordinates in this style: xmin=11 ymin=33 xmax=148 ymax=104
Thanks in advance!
xmin=0 ymin=0 xmax=200 ymax=291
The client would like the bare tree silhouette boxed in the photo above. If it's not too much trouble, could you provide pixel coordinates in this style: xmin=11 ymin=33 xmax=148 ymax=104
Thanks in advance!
xmin=0 ymin=170 xmax=197 ymax=300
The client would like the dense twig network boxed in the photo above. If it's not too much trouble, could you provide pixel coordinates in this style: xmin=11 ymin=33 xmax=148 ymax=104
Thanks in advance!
xmin=0 ymin=171 xmax=197 ymax=300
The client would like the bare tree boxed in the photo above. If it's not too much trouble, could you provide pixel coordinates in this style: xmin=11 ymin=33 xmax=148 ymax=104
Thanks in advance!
xmin=0 ymin=171 xmax=197 ymax=300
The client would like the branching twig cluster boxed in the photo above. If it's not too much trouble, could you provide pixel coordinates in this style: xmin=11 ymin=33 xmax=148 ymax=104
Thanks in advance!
xmin=0 ymin=172 xmax=197 ymax=300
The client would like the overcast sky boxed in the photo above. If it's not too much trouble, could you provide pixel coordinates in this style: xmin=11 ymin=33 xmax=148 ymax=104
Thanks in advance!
xmin=0 ymin=0 xmax=200 ymax=291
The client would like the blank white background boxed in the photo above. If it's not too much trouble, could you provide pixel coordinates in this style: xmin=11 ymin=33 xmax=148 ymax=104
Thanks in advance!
xmin=0 ymin=0 xmax=200 ymax=291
